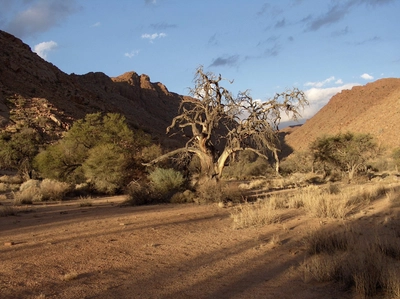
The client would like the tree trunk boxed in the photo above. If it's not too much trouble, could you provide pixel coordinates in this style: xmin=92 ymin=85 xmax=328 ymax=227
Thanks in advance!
xmin=273 ymin=149 xmax=280 ymax=175
xmin=348 ymin=166 xmax=356 ymax=182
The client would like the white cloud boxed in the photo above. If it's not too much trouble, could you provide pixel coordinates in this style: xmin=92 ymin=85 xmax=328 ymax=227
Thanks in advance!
xmin=335 ymin=79 xmax=343 ymax=84
xmin=6 ymin=0 xmax=78 ymax=38
xmin=124 ymin=50 xmax=140 ymax=58
xmin=34 ymin=41 xmax=58 ymax=60
xmin=91 ymin=22 xmax=101 ymax=27
xmin=280 ymin=82 xmax=360 ymax=124
xmin=361 ymin=73 xmax=374 ymax=80
xmin=304 ymin=76 xmax=336 ymax=88
xmin=141 ymin=32 xmax=167 ymax=42
xmin=302 ymin=83 xmax=360 ymax=118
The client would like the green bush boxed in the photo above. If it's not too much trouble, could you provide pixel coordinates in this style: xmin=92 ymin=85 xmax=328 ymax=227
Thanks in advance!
xmin=34 ymin=113 xmax=151 ymax=194
xmin=125 ymin=181 xmax=150 ymax=206
xmin=311 ymin=132 xmax=377 ymax=181
xmin=195 ymin=181 xmax=244 ymax=204
xmin=149 ymin=168 xmax=185 ymax=195
xmin=82 ymin=144 xmax=127 ymax=194
xmin=280 ymin=151 xmax=313 ymax=175
xmin=0 ymin=127 xmax=41 ymax=177
xmin=170 ymin=190 xmax=195 ymax=203
xmin=222 ymin=150 xmax=272 ymax=179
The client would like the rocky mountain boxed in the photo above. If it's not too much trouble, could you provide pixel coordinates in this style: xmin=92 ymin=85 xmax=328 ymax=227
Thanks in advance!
xmin=1 ymin=30 xmax=399 ymax=157
xmin=284 ymin=78 xmax=400 ymax=154
xmin=0 ymin=30 xmax=186 ymax=147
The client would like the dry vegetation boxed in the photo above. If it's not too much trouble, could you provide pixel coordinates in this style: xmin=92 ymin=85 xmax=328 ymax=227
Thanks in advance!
xmin=1 ymin=171 xmax=399 ymax=298
xmin=231 ymin=177 xmax=400 ymax=298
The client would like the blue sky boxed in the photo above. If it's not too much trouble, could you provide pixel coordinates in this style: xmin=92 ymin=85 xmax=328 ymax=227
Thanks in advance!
xmin=1 ymin=0 xmax=399 ymax=123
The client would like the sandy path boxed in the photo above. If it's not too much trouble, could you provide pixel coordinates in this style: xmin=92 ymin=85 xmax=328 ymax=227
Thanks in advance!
xmin=0 ymin=196 xmax=351 ymax=299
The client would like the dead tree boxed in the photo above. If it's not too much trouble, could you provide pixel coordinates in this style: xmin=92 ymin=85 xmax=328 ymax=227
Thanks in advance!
xmin=145 ymin=66 xmax=308 ymax=183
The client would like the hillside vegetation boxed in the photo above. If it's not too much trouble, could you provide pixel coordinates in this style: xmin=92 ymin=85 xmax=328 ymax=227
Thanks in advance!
xmin=284 ymin=78 xmax=400 ymax=153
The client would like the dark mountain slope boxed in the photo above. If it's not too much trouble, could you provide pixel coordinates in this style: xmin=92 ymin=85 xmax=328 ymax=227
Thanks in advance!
xmin=0 ymin=30 xmax=186 ymax=146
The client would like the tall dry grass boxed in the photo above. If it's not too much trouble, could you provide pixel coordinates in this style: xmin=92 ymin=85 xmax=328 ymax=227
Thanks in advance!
xmin=232 ymin=182 xmax=396 ymax=229
xmin=297 ymin=183 xmax=391 ymax=219
xmin=302 ymin=223 xmax=400 ymax=298
xmin=231 ymin=199 xmax=281 ymax=229
xmin=13 ymin=179 xmax=71 ymax=205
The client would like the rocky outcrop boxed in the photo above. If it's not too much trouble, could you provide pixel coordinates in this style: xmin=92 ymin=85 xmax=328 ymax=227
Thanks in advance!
xmin=0 ymin=30 xmax=184 ymax=146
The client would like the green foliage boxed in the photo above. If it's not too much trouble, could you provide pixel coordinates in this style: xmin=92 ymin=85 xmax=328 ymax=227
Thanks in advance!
xmin=125 ymin=181 xmax=150 ymax=206
xmin=82 ymin=144 xmax=127 ymax=194
xmin=280 ymin=151 xmax=314 ymax=175
xmin=195 ymin=181 xmax=244 ymax=204
xmin=34 ymin=113 xmax=150 ymax=194
xmin=148 ymin=167 xmax=185 ymax=195
xmin=311 ymin=132 xmax=377 ymax=181
xmin=222 ymin=150 xmax=271 ymax=179
xmin=140 ymin=144 xmax=163 ymax=162
xmin=34 ymin=141 xmax=85 ymax=183
xmin=0 ymin=127 xmax=41 ymax=177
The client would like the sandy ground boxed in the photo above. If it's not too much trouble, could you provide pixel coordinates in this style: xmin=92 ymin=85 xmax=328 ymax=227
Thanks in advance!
xmin=1 ymin=190 xmax=394 ymax=299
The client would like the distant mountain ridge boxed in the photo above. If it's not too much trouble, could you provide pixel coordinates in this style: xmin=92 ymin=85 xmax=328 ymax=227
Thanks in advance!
xmin=284 ymin=78 xmax=400 ymax=153
xmin=0 ymin=30 xmax=186 ymax=146
xmin=1 ymin=30 xmax=399 ymax=156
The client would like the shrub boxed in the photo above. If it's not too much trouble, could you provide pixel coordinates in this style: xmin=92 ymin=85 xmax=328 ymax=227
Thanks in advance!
xmin=0 ymin=127 xmax=41 ymax=177
xmin=222 ymin=151 xmax=272 ymax=180
xmin=13 ymin=179 xmax=71 ymax=204
xmin=40 ymin=179 xmax=71 ymax=201
xmin=170 ymin=190 xmax=195 ymax=203
xmin=34 ymin=113 xmax=150 ymax=191
xmin=0 ymin=175 xmax=23 ymax=184
xmin=231 ymin=199 xmax=280 ymax=229
xmin=0 ymin=206 xmax=17 ymax=217
xmin=149 ymin=168 xmax=185 ymax=195
xmin=13 ymin=187 xmax=41 ymax=204
xmin=195 ymin=181 xmax=244 ymax=204
xmin=0 ymin=182 xmax=8 ymax=192
xmin=83 ymin=144 xmax=127 ymax=194
xmin=141 ymin=144 xmax=162 ymax=162
xmin=79 ymin=196 xmax=93 ymax=207
xmin=125 ymin=181 xmax=150 ymax=206
xmin=280 ymin=151 xmax=313 ymax=174
xmin=311 ymin=132 xmax=377 ymax=181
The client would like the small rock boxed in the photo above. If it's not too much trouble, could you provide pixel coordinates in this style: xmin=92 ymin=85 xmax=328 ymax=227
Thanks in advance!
xmin=4 ymin=241 xmax=14 ymax=246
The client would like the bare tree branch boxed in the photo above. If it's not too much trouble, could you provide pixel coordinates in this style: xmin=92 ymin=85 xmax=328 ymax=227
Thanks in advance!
xmin=147 ymin=66 xmax=308 ymax=181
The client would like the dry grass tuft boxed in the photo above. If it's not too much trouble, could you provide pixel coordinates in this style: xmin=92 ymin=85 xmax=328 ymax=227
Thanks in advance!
xmin=62 ymin=271 xmax=79 ymax=281
xmin=13 ymin=179 xmax=71 ymax=205
xmin=238 ymin=179 xmax=268 ymax=191
xmin=302 ymin=224 xmax=400 ymax=298
xmin=231 ymin=200 xmax=280 ymax=229
xmin=40 ymin=179 xmax=71 ymax=201
xmin=79 ymin=196 xmax=93 ymax=207
xmin=0 ymin=205 xmax=17 ymax=217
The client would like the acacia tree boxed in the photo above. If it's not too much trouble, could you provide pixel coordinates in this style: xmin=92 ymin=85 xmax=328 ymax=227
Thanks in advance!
xmin=145 ymin=67 xmax=308 ymax=182
xmin=310 ymin=132 xmax=377 ymax=181
xmin=34 ymin=112 xmax=150 ymax=193
xmin=0 ymin=127 xmax=41 ymax=178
